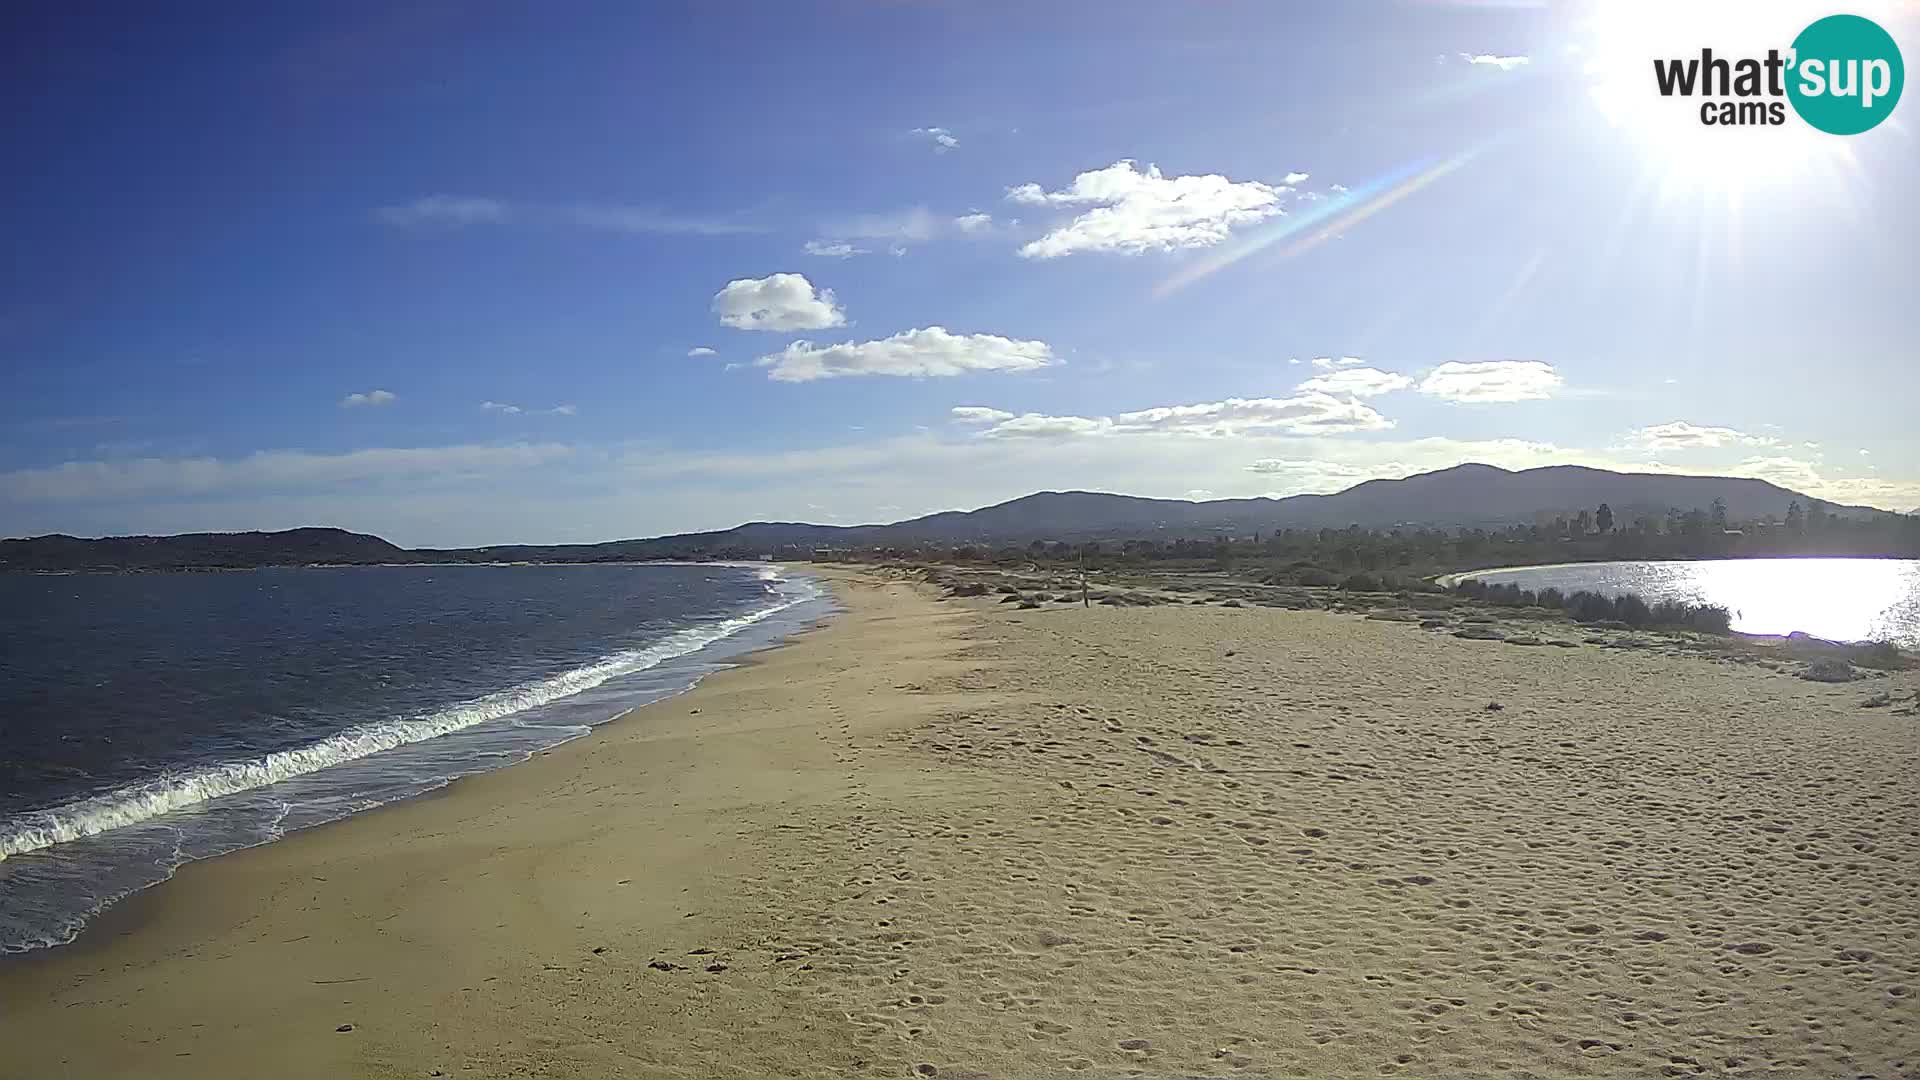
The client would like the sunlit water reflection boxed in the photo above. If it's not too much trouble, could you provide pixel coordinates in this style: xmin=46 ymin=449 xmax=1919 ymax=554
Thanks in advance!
xmin=1461 ymin=558 xmax=1920 ymax=645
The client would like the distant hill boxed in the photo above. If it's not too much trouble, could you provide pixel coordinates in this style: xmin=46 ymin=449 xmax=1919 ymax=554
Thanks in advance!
xmin=1 ymin=463 xmax=1890 ymax=571
xmin=0 ymin=527 xmax=406 ymax=572
xmin=627 ymin=464 xmax=1878 ymax=550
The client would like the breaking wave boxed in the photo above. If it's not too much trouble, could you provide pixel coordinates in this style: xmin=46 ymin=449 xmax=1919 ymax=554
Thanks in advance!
xmin=0 ymin=567 xmax=820 ymax=861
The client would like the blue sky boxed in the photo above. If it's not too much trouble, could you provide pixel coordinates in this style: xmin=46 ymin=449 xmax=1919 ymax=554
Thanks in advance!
xmin=4 ymin=0 xmax=1916 ymax=545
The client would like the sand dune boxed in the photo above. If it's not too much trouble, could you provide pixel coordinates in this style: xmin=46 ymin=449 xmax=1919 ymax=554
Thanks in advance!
xmin=2 ymin=567 xmax=1915 ymax=1079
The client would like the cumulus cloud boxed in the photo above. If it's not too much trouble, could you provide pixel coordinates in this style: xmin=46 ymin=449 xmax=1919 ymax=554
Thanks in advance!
xmin=1284 ymin=171 xmax=1310 ymax=184
xmin=1007 ymin=160 xmax=1287 ymax=258
xmin=686 ymin=346 xmax=717 ymax=358
xmin=340 ymin=389 xmax=397 ymax=408
xmin=711 ymin=273 xmax=846 ymax=331
xmin=757 ymin=327 xmax=1056 ymax=382
xmin=954 ymin=212 xmax=994 ymax=233
xmin=1310 ymin=356 xmax=1364 ymax=369
xmin=803 ymin=239 xmax=868 ymax=258
xmin=1628 ymin=421 xmax=1779 ymax=451
xmin=970 ymin=393 xmax=1393 ymax=440
xmin=1418 ymin=361 xmax=1562 ymax=402
xmin=950 ymin=406 xmax=1016 ymax=424
xmin=1296 ymin=367 xmax=1413 ymax=398
xmin=1461 ymin=53 xmax=1530 ymax=71
xmin=910 ymin=126 xmax=958 ymax=152
xmin=482 ymin=400 xmax=523 ymax=415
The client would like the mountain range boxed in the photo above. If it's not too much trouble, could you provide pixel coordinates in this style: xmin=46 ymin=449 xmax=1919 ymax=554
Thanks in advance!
xmin=0 ymin=463 xmax=1888 ymax=571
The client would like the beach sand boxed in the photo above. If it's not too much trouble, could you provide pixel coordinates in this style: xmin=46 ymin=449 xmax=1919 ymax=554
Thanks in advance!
xmin=3 ymin=567 xmax=1916 ymax=1079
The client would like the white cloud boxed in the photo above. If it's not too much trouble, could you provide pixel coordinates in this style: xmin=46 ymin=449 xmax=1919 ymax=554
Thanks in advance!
xmin=757 ymin=327 xmax=1056 ymax=382
xmin=711 ymin=273 xmax=846 ymax=331
xmin=982 ymin=414 xmax=1117 ymax=439
xmin=686 ymin=346 xmax=717 ymax=358
xmin=1729 ymin=455 xmax=1823 ymax=490
xmin=373 ymin=196 xmax=507 ymax=226
xmin=1310 ymin=356 xmax=1365 ymax=369
xmin=483 ymin=401 xmax=576 ymax=417
xmin=950 ymin=406 xmax=1016 ymax=424
xmin=803 ymin=239 xmax=868 ymax=259
xmin=1627 ymin=421 xmax=1779 ymax=450
xmin=374 ymin=197 xmax=757 ymax=235
xmin=1007 ymin=160 xmax=1287 ymax=258
xmin=555 ymin=205 xmax=759 ymax=236
xmin=1418 ymin=361 xmax=1562 ymax=402
xmin=340 ymin=389 xmax=397 ymax=408
xmin=1296 ymin=367 xmax=1413 ymax=398
xmin=910 ymin=126 xmax=958 ymax=152
xmin=821 ymin=207 xmax=943 ymax=243
xmin=1730 ymin=460 xmax=1920 ymax=509
xmin=811 ymin=208 xmax=993 ymax=253
xmin=1461 ymin=53 xmax=1530 ymax=71
xmin=1 ymin=443 xmax=576 ymax=504
xmin=1245 ymin=457 xmax=1415 ymax=494
xmin=1283 ymin=171 xmax=1310 ymax=185
xmin=973 ymin=393 xmax=1393 ymax=440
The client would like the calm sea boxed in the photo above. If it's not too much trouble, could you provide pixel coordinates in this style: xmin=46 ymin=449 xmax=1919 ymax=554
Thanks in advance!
xmin=0 ymin=562 xmax=830 ymax=953
xmin=1460 ymin=557 xmax=1920 ymax=645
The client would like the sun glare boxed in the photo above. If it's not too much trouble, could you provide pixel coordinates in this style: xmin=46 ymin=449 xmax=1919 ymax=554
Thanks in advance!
xmin=1579 ymin=0 xmax=1872 ymax=198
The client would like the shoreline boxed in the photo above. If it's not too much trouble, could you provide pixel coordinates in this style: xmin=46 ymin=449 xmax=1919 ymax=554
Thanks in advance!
xmin=2 ymin=585 xmax=847 ymax=970
xmin=0 ymin=565 xmax=938 ymax=1079
xmin=4 ymin=566 xmax=1913 ymax=1079
xmin=0 ymin=562 xmax=834 ymax=953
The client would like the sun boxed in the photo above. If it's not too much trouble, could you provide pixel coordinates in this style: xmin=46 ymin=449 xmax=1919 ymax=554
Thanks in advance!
xmin=1578 ymin=0 xmax=1868 ymax=197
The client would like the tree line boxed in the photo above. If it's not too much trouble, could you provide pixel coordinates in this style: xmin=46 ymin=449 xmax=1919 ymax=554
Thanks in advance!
xmin=918 ymin=500 xmax=1920 ymax=576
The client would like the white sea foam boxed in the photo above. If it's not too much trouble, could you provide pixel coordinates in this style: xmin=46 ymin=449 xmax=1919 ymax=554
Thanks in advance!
xmin=0 ymin=570 xmax=822 ymax=861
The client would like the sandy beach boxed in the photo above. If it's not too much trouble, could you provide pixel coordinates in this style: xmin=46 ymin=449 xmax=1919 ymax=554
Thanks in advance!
xmin=3 ymin=566 xmax=1916 ymax=1079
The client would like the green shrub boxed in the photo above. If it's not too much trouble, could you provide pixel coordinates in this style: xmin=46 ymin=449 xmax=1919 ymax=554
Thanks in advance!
xmin=1614 ymin=593 xmax=1651 ymax=626
xmin=1850 ymin=640 xmax=1912 ymax=670
xmin=1565 ymin=591 xmax=1617 ymax=622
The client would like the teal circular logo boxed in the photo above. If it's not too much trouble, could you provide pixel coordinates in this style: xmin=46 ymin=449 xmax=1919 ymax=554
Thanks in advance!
xmin=1788 ymin=14 xmax=1904 ymax=134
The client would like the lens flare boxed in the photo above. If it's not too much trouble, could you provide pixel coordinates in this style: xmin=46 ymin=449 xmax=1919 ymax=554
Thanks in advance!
xmin=1153 ymin=149 xmax=1481 ymax=298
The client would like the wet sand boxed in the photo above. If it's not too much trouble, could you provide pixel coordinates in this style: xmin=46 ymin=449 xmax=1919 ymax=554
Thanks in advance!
xmin=2 ymin=567 xmax=1915 ymax=1079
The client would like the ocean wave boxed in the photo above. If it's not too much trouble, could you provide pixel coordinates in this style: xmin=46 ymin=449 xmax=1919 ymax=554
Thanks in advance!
xmin=0 ymin=570 xmax=821 ymax=861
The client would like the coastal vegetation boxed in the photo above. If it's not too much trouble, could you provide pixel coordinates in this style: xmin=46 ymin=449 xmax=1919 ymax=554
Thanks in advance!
xmin=931 ymin=499 xmax=1920 ymax=581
